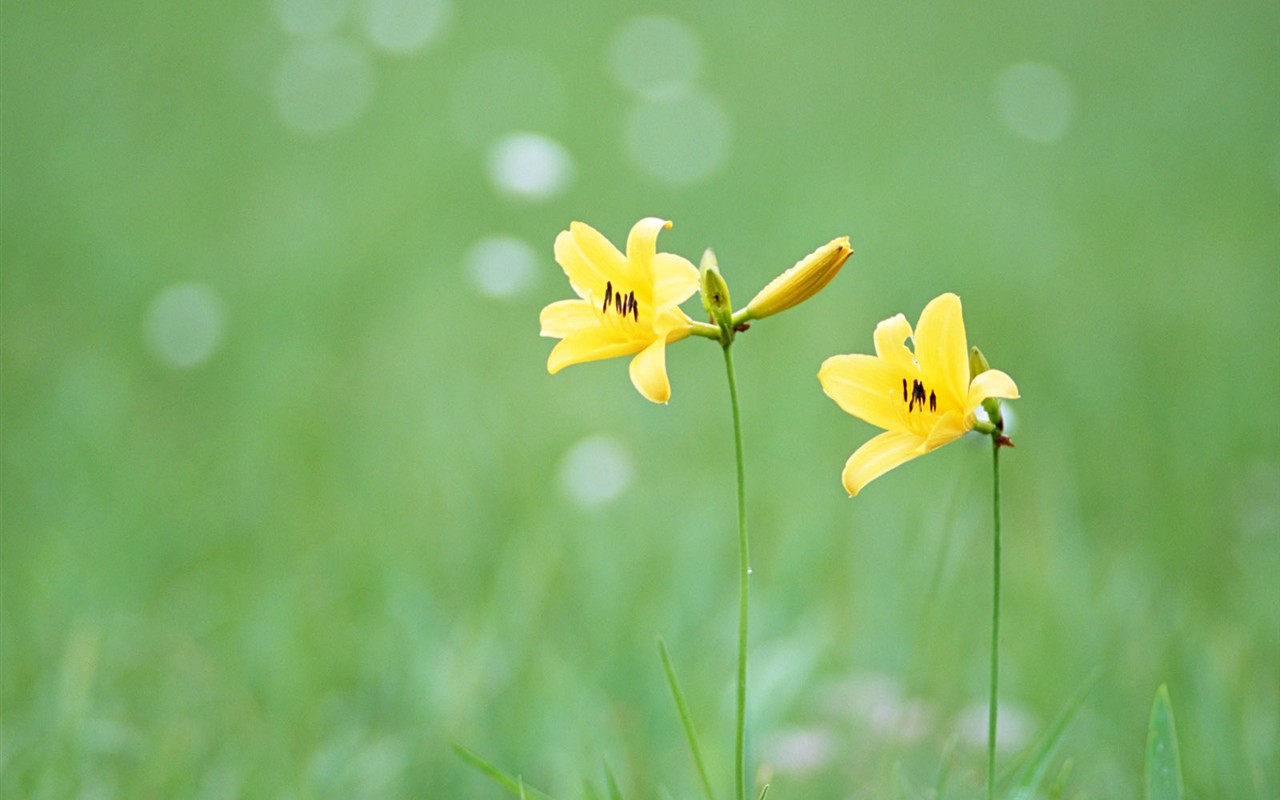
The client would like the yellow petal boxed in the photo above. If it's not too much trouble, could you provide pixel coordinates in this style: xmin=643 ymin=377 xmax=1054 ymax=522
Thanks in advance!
xmin=547 ymin=329 xmax=645 ymax=374
xmin=872 ymin=313 xmax=917 ymax=374
xmin=539 ymin=299 xmax=599 ymax=337
xmin=841 ymin=430 xmax=927 ymax=496
xmin=913 ymin=292 xmax=969 ymax=411
xmin=554 ymin=229 xmax=610 ymax=301
xmin=653 ymin=305 xmax=695 ymax=338
xmin=570 ymin=221 xmax=630 ymax=288
xmin=625 ymin=217 xmax=671 ymax=281
xmin=922 ymin=409 xmax=970 ymax=450
xmin=628 ymin=336 xmax=672 ymax=403
xmin=818 ymin=354 xmax=909 ymax=433
xmin=968 ymin=368 xmax=1020 ymax=408
xmin=651 ymin=252 xmax=700 ymax=309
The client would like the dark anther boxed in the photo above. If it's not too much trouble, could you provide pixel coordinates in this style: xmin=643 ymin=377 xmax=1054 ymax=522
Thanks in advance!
xmin=602 ymin=281 xmax=613 ymax=314
xmin=909 ymin=379 xmax=927 ymax=412
xmin=929 ymin=391 xmax=936 ymax=412
xmin=629 ymin=291 xmax=638 ymax=321
xmin=615 ymin=293 xmax=624 ymax=314
xmin=902 ymin=379 xmax=908 ymax=402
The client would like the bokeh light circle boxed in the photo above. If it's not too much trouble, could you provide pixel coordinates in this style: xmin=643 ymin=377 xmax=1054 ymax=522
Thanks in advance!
xmin=558 ymin=435 xmax=635 ymax=507
xmin=487 ymin=132 xmax=574 ymax=201
xmin=271 ymin=0 xmax=352 ymax=37
xmin=362 ymin=0 xmax=450 ymax=55
xmin=273 ymin=39 xmax=375 ymax=135
xmin=608 ymin=15 xmax=702 ymax=98
xmin=465 ymin=235 xmax=539 ymax=299
xmin=992 ymin=61 xmax=1076 ymax=143
xmin=625 ymin=89 xmax=731 ymax=185
xmin=144 ymin=283 xmax=227 ymax=369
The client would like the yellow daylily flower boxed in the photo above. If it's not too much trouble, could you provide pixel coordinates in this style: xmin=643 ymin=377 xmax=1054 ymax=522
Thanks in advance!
xmin=818 ymin=292 xmax=1020 ymax=496
xmin=540 ymin=218 xmax=700 ymax=404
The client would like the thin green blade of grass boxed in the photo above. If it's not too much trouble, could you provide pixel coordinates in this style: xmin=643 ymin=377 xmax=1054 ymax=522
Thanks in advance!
xmin=603 ymin=758 xmax=624 ymax=800
xmin=756 ymin=785 xmax=770 ymax=800
xmin=1047 ymin=759 xmax=1073 ymax=800
xmin=657 ymin=636 xmax=717 ymax=800
xmin=1000 ymin=668 xmax=1100 ymax=797
xmin=452 ymin=743 xmax=560 ymax=800
xmin=1145 ymin=684 xmax=1184 ymax=800
xmin=519 ymin=777 xmax=528 ymax=800
xmin=934 ymin=736 xmax=957 ymax=800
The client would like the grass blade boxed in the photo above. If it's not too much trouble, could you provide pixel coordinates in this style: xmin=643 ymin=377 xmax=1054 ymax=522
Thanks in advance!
xmin=603 ymin=758 xmax=624 ymax=800
xmin=657 ymin=636 xmax=717 ymax=800
xmin=756 ymin=785 xmax=770 ymax=800
xmin=452 ymin=743 xmax=560 ymax=800
xmin=1002 ymin=668 xmax=1100 ymax=796
xmin=1145 ymin=684 xmax=1184 ymax=800
xmin=934 ymin=736 xmax=957 ymax=800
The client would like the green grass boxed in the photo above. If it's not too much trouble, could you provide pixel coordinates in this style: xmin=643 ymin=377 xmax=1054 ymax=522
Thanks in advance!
xmin=3 ymin=0 xmax=1278 ymax=797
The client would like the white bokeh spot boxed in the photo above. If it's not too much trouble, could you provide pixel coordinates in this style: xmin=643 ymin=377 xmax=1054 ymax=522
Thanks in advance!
xmin=487 ymin=132 xmax=574 ymax=201
xmin=273 ymin=39 xmax=375 ymax=135
xmin=625 ymin=88 xmax=731 ymax=185
xmin=271 ymin=0 xmax=352 ymax=37
xmin=362 ymin=0 xmax=450 ymax=55
xmin=958 ymin=701 xmax=1034 ymax=752
xmin=608 ymin=15 xmax=702 ymax=98
xmin=144 ymin=283 xmax=227 ymax=369
xmin=465 ymin=235 xmax=538 ymax=299
xmin=558 ymin=435 xmax=634 ymax=508
xmin=993 ymin=62 xmax=1076 ymax=143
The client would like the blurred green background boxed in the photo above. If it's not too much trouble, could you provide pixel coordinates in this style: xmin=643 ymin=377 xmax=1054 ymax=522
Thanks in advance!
xmin=3 ymin=0 xmax=1278 ymax=796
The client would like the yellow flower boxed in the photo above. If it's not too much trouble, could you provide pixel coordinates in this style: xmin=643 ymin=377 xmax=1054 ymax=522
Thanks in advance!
xmin=742 ymin=236 xmax=853 ymax=321
xmin=540 ymin=218 xmax=700 ymax=404
xmin=818 ymin=292 xmax=1020 ymax=496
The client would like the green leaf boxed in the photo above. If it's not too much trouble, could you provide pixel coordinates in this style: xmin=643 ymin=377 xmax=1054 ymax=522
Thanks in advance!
xmin=1002 ymin=668 xmax=1099 ymax=797
xmin=603 ymin=759 xmax=624 ymax=800
xmin=756 ymin=784 xmax=770 ymax=800
xmin=1145 ymin=684 xmax=1184 ymax=800
xmin=934 ymin=736 xmax=957 ymax=800
xmin=657 ymin=636 xmax=717 ymax=800
xmin=452 ymin=743 xmax=560 ymax=800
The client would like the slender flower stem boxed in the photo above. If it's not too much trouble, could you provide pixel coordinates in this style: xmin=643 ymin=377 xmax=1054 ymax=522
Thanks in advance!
xmin=721 ymin=343 xmax=749 ymax=800
xmin=986 ymin=439 xmax=1002 ymax=800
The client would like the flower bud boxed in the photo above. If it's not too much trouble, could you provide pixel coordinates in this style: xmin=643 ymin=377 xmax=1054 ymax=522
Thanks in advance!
xmin=742 ymin=236 xmax=852 ymax=321
xmin=700 ymin=248 xmax=734 ymax=341
xmin=970 ymin=346 xmax=991 ymax=377
xmin=970 ymin=346 xmax=1005 ymax=430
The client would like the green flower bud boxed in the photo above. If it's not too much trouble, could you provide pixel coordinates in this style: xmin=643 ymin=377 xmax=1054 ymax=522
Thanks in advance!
xmin=700 ymin=248 xmax=734 ymax=342
xmin=971 ymin=346 xmax=1004 ymax=431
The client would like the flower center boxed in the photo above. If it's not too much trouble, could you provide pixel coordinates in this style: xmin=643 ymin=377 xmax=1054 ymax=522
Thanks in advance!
xmin=601 ymin=280 xmax=639 ymax=322
xmin=902 ymin=378 xmax=937 ymax=413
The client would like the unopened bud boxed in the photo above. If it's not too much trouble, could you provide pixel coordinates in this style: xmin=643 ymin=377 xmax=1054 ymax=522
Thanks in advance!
xmin=742 ymin=236 xmax=852 ymax=321
xmin=970 ymin=346 xmax=1004 ymax=430
xmin=970 ymin=346 xmax=991 ymax=377
xmin=700 ymin=248 xmax=734 ymax=341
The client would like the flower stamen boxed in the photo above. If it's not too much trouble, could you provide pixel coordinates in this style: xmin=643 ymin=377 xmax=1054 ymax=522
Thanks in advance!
xmin=902 ymin=378 xmax=937 ymax=413
xmin=601 ymin=280 xmax=639 ymax=321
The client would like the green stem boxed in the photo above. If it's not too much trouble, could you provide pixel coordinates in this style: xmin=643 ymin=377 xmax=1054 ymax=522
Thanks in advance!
xmin=986 ymin=440 xmax=1002 ymax=800
xmin=721 ymin=343 xmax=750 ymax=800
